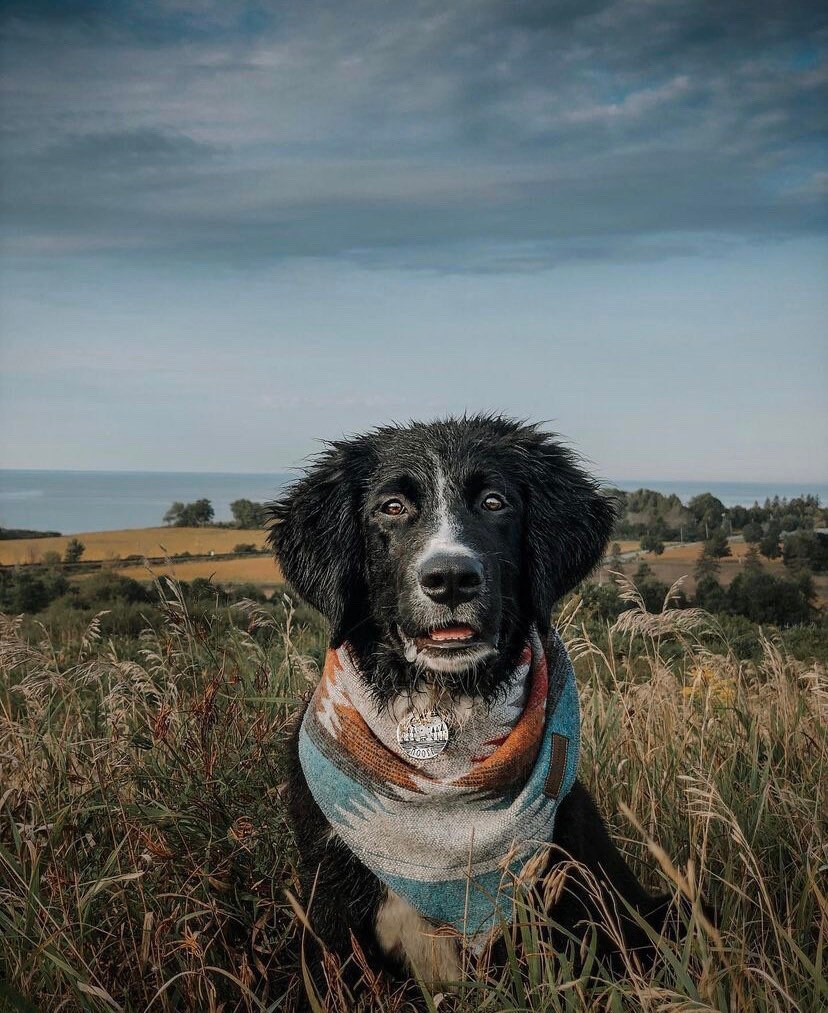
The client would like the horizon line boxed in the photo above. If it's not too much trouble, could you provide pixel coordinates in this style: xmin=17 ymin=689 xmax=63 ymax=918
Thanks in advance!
xmin=0 ymin=466 xmax=826 ymax=488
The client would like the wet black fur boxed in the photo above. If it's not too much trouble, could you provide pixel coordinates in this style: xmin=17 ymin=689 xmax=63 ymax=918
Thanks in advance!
xmin=270 ymin=416 xmax=676 ymax=998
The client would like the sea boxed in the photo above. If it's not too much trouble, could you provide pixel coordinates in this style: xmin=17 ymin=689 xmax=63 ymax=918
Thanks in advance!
xmin=0 ymin=470 xmax=826 ymax=536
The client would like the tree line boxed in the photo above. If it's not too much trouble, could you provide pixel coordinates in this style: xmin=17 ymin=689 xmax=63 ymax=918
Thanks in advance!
xmin=162 ymin=498 xmax=268 ymax=529
xmin=609 ymin=488 xmax=825 ymax=567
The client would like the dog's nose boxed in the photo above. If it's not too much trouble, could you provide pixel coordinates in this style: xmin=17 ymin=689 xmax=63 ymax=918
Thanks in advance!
xmin=418 ymin=552 xmax=484 ymax=606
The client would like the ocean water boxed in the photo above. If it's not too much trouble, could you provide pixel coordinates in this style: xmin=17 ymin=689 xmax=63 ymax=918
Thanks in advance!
xmin=606 ymin=479 xmax=827 ymax=510
xmin=0 ymin=471 xmax=292 ymax=535
xmin=0 ymin=470 xmax=825 ymax=536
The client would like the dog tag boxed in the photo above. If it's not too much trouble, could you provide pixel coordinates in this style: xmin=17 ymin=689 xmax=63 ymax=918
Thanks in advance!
xmin=396 ymin=713 xmax=450 ymax=761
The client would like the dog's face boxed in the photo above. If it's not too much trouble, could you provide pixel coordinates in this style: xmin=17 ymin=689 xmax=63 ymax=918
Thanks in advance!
xmin=363 ymin=433 xmax=525 ymax=677
xmin=270 ymin=417 xmax=614 ymax=701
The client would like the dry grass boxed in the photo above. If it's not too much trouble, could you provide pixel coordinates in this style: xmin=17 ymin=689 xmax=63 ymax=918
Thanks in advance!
xmin=609 ymin=541 xmax=641 ymax=554
xmin=654 ymin=540 xmax=753 ymax=563
xmin=115 ymin=556 xmax=283 ymax=587
xmin=0 ymin=578 xmax=826 ymax=1011
xmin=0 ymin=528 xmax=269 ymax=566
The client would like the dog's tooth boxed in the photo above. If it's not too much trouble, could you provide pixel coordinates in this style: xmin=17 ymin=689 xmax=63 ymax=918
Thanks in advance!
xmin=405 ymin=642 xmax=418 ymax=663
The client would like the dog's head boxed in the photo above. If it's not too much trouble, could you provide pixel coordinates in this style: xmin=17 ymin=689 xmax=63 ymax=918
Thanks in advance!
xmin=269 ymin=416 xmax=614 ymax=701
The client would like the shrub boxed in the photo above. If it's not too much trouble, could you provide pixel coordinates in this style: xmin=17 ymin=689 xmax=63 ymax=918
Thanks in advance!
xmin=760 ymin=531 xmax=781 ymax=559
xmin=725 ymin=570 xmax=813 ymax=626
xmin=783 ymin=530 xmax=828 ymax=573
xmin=704 ymin=528 xmax=731 ymax=558
xmin=640 ymin=532 xmax=664 ymax=554
xmin=0 ymin=567 xmax=70 ymax=613
xmin=694 ymin=574 xmax=728 ymax=613
xmin=63 ymin=537 xmax=85 ymax=563
xmin=741 ymin=521 xmax=763 ymax=543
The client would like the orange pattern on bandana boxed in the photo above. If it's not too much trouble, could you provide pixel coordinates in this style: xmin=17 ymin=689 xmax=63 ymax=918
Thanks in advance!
xmin=309 ymin=641 xmax=549 ymax=797
xmin=313 ymin=650 xmax=425 ymax=793
xmin=452 ymin=645 xmax=548 ymax=791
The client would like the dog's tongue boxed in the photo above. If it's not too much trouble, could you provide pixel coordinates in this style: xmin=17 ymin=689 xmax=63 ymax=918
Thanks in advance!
xmin=429 ymin=625 xmax=475 ymax=642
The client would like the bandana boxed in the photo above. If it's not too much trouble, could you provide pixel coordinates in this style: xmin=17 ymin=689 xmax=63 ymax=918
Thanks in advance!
xmin=298 ymin=628 xmax=580 ymax=942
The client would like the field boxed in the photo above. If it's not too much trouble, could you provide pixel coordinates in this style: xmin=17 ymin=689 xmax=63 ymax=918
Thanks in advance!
xmin=116 ymin=555 xmax=284 ymax=589
xmin=4 ymin=527 xmax=826 ymax=609
xmin=0 ymin=579 xmax=825 ymax=1011
xmin=0 ymin=527 xmax=270 ymax=566
xmin=600 ymin=538 xmax=828 ymax=606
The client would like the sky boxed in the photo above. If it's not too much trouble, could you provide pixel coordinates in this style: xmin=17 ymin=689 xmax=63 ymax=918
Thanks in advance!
xmin=0 ymin=1 xmax=826 ymax=483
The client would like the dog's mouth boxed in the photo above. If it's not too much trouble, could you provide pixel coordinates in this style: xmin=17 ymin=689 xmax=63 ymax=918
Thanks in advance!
xmin=397 ymin=623 xmax=494 ymax=666
xmin=414 ymin=624 xmax=479 ymax=651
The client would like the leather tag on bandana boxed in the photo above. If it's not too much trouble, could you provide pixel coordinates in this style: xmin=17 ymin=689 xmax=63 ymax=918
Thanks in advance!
xmin=543 ymin=733 xmax=568 ymax=800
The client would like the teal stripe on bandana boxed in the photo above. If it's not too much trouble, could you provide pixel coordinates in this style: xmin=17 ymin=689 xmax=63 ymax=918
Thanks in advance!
xmin=298 ymin=628 xmax=580 ymax=944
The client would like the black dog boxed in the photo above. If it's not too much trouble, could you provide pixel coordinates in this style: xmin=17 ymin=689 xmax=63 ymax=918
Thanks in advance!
xmin=271 ymin=416 xmax=672 ymax=997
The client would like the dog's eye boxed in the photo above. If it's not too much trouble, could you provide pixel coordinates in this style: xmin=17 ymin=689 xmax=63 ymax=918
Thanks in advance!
xmin=482 ymin=493 xmax=506 ymax=512
xmin=380 ymin=498 xmax=406 ymax=516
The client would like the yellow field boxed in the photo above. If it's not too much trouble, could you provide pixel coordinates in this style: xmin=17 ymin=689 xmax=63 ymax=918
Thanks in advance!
xmin=654 ymin=539 xmax=753 ymax=563
xmin=117 ymin=555 xmax=283 ymax=586
xmin=0 ymin=527 xmax=269 ymax=566
xmin=610 ymin=540 xmax=640 ymax=553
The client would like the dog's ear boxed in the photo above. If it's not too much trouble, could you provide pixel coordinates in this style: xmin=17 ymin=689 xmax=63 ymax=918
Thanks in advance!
xmin=514 ymin=430 xmax=616 ymax=632
xmin=267 ymin=440 xmax=373 ymax=645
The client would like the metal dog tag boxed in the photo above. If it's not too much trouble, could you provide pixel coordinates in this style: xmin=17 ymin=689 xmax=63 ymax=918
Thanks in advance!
xmin=396 ymin=713 xmax=450 ymax=761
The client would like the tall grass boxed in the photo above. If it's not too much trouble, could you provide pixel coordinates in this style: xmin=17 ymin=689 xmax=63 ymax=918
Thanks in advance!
xmin=1 ymin=576 xmax=825 ymax=1011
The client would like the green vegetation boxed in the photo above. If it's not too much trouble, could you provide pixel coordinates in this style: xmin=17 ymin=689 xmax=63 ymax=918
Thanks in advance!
xmin=0 ymin=527 xmax=62 ymax=540
xmin=783 ymin=529 xmax=828 ymax=573
xmin=158 ymin=498 xmax=269 ymax=530
xmin=63 ymin=537 xmax=85 ymax=563
xmin=608 ymin=487 xmax=824 ymax=543
xmin=703 ymin=528 xmax=731 ymax=558
xmin=1 ymin=484 xmax=822 ymax=1007
xmin=162 ymin=498 xmax=215 ymax=526
xmin=1 ymin=577 xmax=824 ymax=1010
xmin=639 ymin=532 xmax=664 ymax=555
xmin=230 ymin=499 xmax=268 ymax=529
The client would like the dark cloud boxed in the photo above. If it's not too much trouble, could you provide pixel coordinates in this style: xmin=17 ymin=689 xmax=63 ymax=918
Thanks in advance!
xmin=1 ymin=0 xmax=826 ymax=270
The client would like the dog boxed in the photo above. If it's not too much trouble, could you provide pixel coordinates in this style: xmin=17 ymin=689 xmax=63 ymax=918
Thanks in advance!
xmin=270 ymin=416 xmax=674 ymax=999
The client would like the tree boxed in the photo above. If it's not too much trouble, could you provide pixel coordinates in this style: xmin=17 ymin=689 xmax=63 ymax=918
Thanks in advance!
xmin=726 ymin=571 xmax=812 ymax=626
xmin=694 ymin=575 xmax=727 ymax=612
xmin=742 ymin=521 xmax=763 ymax=544
xmin=729 ymin=504 xmax=749 ymax=530
xmin=759 ymin=531 xmax=781 ymax=560
xmin=782 ymin=531 xmax=828 ymax=574
xmin=164 ymin=502 xmax=185 ymax=525
xmin=744 ymin=544 xmax=763 ymax=574
xmin=640 ymin=532 xmax=664 ymax=555
xmin=162 ymin=499 xmax=214 ymax=527
xmin=41 ymin=550 xmax=62 ymax=567
xmin=230 ymin=499 xmax=267 ymax=529
xmin=63 ymin=538 xmax=85 ymax=564
xmin=185 ymin=499 xmax=214 ymax=526
xmin=607 ymin=542 xmax=624 ymax=581
xmin=688 ymin=493 xmax=727 ymax=537
xmin=694 ymin=546 xmax=721 ymax=581
xmin=704 ymin=528 xmax=731 ymax=558
xmin=579 ymin=581 xmax=624 ymax=621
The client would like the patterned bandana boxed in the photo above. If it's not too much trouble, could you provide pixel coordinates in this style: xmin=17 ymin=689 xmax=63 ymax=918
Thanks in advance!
xmin=298 ymin=628 xmax=580 ymax=942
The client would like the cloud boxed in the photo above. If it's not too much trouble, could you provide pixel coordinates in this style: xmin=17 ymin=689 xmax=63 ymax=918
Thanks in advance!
xmin=1 ymin=0 xmax=826 ymax=271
